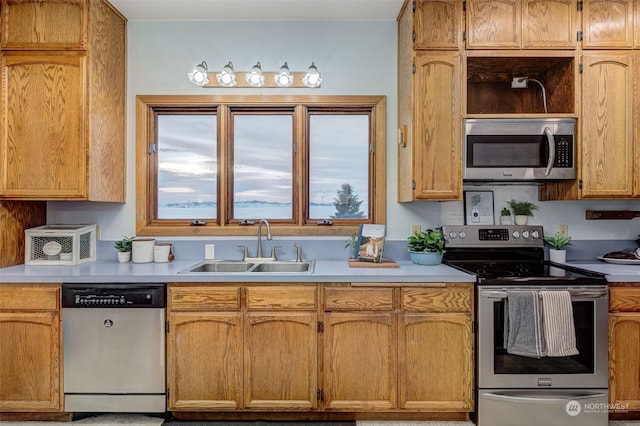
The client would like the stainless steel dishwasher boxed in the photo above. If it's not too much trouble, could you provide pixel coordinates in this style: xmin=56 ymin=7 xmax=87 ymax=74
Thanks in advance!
xmin=62 ymin=283 xmax=166 ymax=413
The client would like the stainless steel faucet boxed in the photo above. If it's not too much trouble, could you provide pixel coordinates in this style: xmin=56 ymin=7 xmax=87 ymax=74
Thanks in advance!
xmin=256 ymin=219 xmax=272 ymax=259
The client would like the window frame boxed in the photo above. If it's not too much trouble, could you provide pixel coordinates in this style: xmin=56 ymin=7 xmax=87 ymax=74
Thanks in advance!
xmin=136 ymin=95 xmax=386 ymax=237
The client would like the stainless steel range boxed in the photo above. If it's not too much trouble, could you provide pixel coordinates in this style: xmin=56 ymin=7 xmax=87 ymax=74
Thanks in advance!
xmin=443 ymin=225 xmax=608 ymax=426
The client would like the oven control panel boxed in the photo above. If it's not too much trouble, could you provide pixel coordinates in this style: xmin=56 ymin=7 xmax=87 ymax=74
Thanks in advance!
xmin=443 ymin=225 xmax=544 ymax=248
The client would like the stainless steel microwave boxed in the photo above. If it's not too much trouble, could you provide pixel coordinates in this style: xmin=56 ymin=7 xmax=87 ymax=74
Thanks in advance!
xmin=463 ymin=118 xmax=576 ymax=181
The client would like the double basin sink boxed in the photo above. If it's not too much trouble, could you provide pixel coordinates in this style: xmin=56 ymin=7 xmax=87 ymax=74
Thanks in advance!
xmin=179 ymin=260 xmax=315 ymax=274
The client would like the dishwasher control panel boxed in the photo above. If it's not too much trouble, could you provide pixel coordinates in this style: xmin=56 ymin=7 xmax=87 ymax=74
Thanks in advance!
xmin=62 ymin=283 xmax=166 ymax=308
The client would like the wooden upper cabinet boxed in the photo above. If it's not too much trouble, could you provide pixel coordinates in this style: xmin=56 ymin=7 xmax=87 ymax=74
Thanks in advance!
xmin=636 ymin=0 xmax=640 ymax=48
xmin=0 ymin=0 xmax=125 ymax=201
xmin=1 ymin=54 xmax=87 ymax=199
xmin=413 ymin=0 xmax=462 ymax=50
xmin=411 ymin=52 xmax=462 ymax=200
xmin=580 ymin=53 xmax=637 ymax=198
xmin=466 ymin=0 xmax=577 ymax=49
xmin=466 ymin=0 xmax=521 ymax=48
xmin=522 ymin=0 xmax=577 ymax=48
xmin=583 ymin=0 xmax=635 ymax=48
xmin=1 ymin=0 xmax=86 ymax=50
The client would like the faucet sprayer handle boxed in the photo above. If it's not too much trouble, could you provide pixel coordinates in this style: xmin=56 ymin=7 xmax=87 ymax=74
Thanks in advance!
xmin=237 ymin=245 xmax=248 ymax=261
xmin=270 ymin=245 xmax=282 ymax=261
xmin=293 ymin=243 xmax=303 ymax=262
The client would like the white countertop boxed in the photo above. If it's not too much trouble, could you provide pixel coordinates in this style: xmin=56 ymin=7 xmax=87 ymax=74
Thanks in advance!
xmin=0 ymin=259 xmax=476 ymax=284
xmin=2 ymin=259 xmax=638 ymax=284
xmin=568 ymin=261 xmax=640 ymax=282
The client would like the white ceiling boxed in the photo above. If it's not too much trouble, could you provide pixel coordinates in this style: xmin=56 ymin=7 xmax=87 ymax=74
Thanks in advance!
xmin=109 ymin=0 xmax=404 ymax=21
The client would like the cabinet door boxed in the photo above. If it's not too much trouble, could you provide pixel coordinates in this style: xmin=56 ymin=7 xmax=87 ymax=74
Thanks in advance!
xmin=1 ymin=54 xmax=86 ymax=199
xmin=0 ymin=311 xmax=61 ymax=411
xmin=581 ymin=53 xmax=636 ymax=198
xmin=609 ymin=313 xmax=640 ymax=410
xmin=412 ymin=52 xmax=461 ymax=200
xmin=0 ymin=0 xmax=86 ymax=50
xmin=466 ymin=0 xmax=521 ymax=49
xmin=323 ymin=313 xmax=396 ymax=410
xmin=414 ymin=0 xmax=462 ymax=50
xmin=523 ymin=0 xmax=577 ymax=48
xmin=244 ymin=313 xmax=317 ymax=409
xmin=167 ymin=312 xmax=243 ymax=410
xmin=583 ymin=0 xmax=635 ymax=48
xmin=398 ymin=313 xmax=473 ymax=411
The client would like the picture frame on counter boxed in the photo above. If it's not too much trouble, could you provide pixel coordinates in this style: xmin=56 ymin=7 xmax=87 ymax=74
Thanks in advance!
xmin=464 ymin=190 xmax=494 ymax=225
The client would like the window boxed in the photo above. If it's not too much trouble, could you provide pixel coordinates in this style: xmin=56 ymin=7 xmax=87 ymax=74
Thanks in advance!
xmin=136 ymin=95 xmax=386 ymax=236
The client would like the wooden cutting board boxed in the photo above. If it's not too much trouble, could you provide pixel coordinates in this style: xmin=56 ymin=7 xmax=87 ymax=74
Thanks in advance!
xmin=348 ymin=258 xmax=399 ymax=268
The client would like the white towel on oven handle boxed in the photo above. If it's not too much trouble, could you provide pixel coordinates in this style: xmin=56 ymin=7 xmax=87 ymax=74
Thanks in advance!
xmin=540 ymin=290 xmax=579 ymax=357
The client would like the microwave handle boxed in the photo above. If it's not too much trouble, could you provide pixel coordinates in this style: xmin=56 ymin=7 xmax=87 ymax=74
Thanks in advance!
xmin=544 ymin=126 xmax=555 ymax=176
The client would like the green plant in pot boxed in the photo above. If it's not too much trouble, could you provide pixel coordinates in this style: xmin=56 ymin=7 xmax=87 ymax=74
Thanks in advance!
xmin=507 ymin=199 xmax=538 ymax=225
xmin=543 ymin=232 xmax=572 ymax=263
xmin=499 ymin=207 xmax=512 ymax=225
xmin=60 ymin=239 xmax=73 ymax=261
xmin=407 ymin=228 xmax=446 ymax=265
xmin=114 ymin=235 xmax=134 ymax=262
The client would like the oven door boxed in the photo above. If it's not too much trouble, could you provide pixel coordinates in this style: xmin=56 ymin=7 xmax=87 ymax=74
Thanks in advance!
xmin=477 ymin=286 xmax=608 ymax=389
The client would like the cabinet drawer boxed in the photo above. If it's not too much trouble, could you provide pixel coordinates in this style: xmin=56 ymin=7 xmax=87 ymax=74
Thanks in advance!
xmin=324 ymin=287 xmax=394 ymax=311
xmin=0 ymin=284 xmax=60 ymax=311
xmin=169 ymin=286 xmax=240 ymax=311
xmin=610 ymin=287 xmax=640 ymax=312
xmin=402 ymin=285 xmax=472 ymax=313
xmin=246 ymin=286 xmax=317 ymax=311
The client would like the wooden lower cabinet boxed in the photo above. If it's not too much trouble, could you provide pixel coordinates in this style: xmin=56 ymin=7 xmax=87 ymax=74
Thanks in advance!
xmin=167 ymin=284 xmax=318 ymax=411
xmin=167 ymin=282 xmax=474 ymax=416
xmin=0 ymin=284 xmax=62 ymax=412
xmin=323 ymin=312 xmax=397 ymax=410
xmin=398 ymin=313 xmax=473 ymax=410
xmin=322 ymin=283 xmax=474 ymax=413
xmin=609 ymin=285 xmax=640 ymax=413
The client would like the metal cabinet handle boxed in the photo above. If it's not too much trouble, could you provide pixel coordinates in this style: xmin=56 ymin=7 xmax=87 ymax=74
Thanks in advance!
xmin=544 ymin=126 xmax=555 ymax=176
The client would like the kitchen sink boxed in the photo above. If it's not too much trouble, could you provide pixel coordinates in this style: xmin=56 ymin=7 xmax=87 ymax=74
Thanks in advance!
xmin=180 ymin=261 xmax=255 ymax=273
xmin=179 ymin=260 xmax=314 ymax=274
xmin=250 ymin=261 xmax=313 ymax=273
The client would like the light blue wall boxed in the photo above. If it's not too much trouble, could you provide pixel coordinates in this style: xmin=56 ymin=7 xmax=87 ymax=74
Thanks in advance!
xmin=48 ymin=20 xmax=640 ymax=242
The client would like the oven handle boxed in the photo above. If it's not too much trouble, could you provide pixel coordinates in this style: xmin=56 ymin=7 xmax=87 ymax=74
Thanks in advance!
xmin=544 ymin=126 xmax=555 ymax=176
xmin=483 ymin=392 xmax=607 ymax=403
xmin=481 ymin=289 xmax=607 ymax=299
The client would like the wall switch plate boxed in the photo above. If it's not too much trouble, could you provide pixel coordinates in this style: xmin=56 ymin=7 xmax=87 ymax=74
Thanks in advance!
xmin=558 ymin=224 xmax=569 ymax=237
xmin=411 ymin=224 xmax=421 ymax=235
xmin=205 ymin=244 xmax=215 ymax=260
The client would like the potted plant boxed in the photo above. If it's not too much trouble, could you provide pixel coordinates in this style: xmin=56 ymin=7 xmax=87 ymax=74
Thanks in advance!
xmin=507 ymin=199 xmax=538 ymax=225
xmin=60 ymin=239 xmax=73 ymax=261
xmin=543 ymin=232 xmax=572 ymax=263
xmin=499 ymin=207 xmax=512 ymax=225
xmin=344 ymin=233 xmax=358 ymax=259
xmin=407 ymin=228 xmax=446 ymax=265
xmin=114 ymin=236 xmax=134 ymax=263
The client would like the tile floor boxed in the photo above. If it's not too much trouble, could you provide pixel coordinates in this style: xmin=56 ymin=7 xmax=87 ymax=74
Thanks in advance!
xmin=0 ymin=417 xmax=639 ymax=426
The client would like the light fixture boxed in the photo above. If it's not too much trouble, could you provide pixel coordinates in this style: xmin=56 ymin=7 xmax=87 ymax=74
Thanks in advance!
xmin=188 ymin=60 xmax=323 ymax=88
xmin=187 ymin=61 xmax=209 ymax=86
xmin=245 ymin=61 xmax=265 ymax=87
xmin=302 ymin=62 xmax=322 ymax=88
xmin=274 ymin=62 xmax=294 ymax=87
xmin=216 ymin=61 xmax=237 ymax=87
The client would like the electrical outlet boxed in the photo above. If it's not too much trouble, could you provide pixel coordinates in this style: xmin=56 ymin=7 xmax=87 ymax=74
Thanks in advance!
xmin=411 ymin=224 xmax=421 ymax=235
xmin=511 ymin=77 xmax=528 ymax=88
xmin=558 ymin=224 xmax=569 ymax=237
